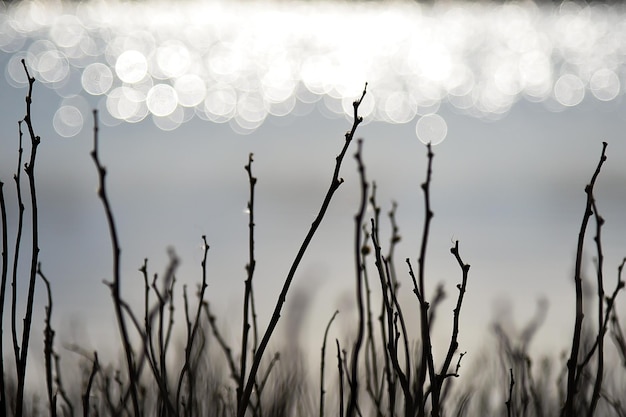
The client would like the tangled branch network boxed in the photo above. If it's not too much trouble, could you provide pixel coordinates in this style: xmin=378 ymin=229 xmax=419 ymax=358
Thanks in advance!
xmin=1 ymin=0 xmax=624 ymax=143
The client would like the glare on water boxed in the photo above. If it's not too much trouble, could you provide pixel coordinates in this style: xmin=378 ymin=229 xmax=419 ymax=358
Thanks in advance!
xmin=1 ymin=0 xmax=625 ymax=143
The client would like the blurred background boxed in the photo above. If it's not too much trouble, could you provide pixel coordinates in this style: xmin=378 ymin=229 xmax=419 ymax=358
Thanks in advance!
xmin=1 ymin=0 xmax=626 ymax=386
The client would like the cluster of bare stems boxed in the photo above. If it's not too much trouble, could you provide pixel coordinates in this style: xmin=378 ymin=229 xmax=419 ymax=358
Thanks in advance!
xmin=1 ymin=63 xmax=626 ymax=417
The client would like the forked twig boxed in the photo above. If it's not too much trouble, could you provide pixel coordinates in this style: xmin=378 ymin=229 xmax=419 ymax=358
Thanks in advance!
xmin=237 ymin=83 xmax=368 ymax=417
xmin=13 ymin=60 xmax=42 ymax=417
xmin=91 ymin=110 xmax=141 ymax=417
xmin=347 ymin=138 xmax=369 ymax=417
xmin=562 ymin=142 xmax=608 ymax=417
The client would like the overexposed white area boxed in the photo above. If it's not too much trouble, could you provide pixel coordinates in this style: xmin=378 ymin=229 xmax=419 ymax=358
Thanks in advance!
xmin=2 ymin=0 xmax=626 ymax=142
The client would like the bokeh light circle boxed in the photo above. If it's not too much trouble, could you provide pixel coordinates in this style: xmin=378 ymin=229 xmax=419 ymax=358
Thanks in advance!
xmin=204 ymin=86 xmax=237 ymax=121
xmin=590 ymin=69 xmax=620 ymax=101
xmin=383 ymin=92 xmax=417 ymax=124
xmin=53 ymin=105 xmax=83 ymax=137
xmin=37 ymin=49 xmax=69 ymax=84
xmin=106 ymin=86 xmax=145 ymax=121
xmin=146 ymin=83 xmax=178 ymax=117
xmin=115 ymin=50 xmax=148 ymax=84
xmin=174 ymin=74 xmax=206 ymax=107
xmin=3 ymin=1 xmax=626 ymax=134
xmin=82 ymin=63 xmax=113 ymax=95
xmin=6 ymin=52 xmax=30 ymax=87
xmin=554 ymin=74 xmax=585 ymax=107
xmin=416 ymin=114 xmax=448 ymax=146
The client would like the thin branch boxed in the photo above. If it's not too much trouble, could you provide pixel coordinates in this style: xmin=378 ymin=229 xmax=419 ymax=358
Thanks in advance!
xmin=15 ymin=60 xmax=42 ymax=417
xmin=239 ymin=153 xmax=257 ymax=411
xmin=204 ymin=302 xmax=240 ymax=383
xmin=415 ymin=143 xmax=436 ymax=417
xmin=320 ymin=310 xmax=339 ymax=417
xmin=38 ymin=264 xmax=57 ymax=417
xmin=238 ymin=83 xmax=368 ymax=417
xmin=562 ymin=142 xmax=608 ymax=417
xmin=82 ymin=352 xmax=100 ymax=417
xmin=176 ymin=236 xmax=209 ymax=415
xmin=91 ymin=109 xmax=141 ymax=417
xmin=588 ymin=197 xmax=605 ymax=417
xmin=0 ymin=164 xmax=8 ymax=416
xmin=506 ymin=368 xmax=515 ymax=417
xmin=347 ymin=138 xmax=369 ymax=417
xmin=337 ymin=339 xmax=345 ymax=417
xmin=11 ymin=120 xmax=25 ymax=371
xmin=434 ymin=241 xmax=470 ymax=404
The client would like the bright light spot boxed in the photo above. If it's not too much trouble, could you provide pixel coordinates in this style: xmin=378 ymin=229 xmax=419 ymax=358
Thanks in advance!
xmin=174 ymin=74 xmax=206 ymax=107
xmin=156 ymin=40 xmax=190 ymax=78
xmin=82 ymin=63 xmax=113 ymax=95
xmin=207 ymin=43 xmax=243 ymax=84
xmin=266 ymin=94 xmax=296 ymax=117
xmin=115 ymin=50 xmax=147 ymax=84
xmin=2 ymin=1 xmax=626 ymax=132
xmin=554 ymin=74 xmax=585 ymax=107
xmin=416 ymin=114 xmax=447 ymax=146
xmin=49 ymin=14 xmax=85 ymax=48
xmin=37 ymin=50 xmax=69 ymax=84
xmin=261 ymin=61 xmax=296 ymax=104
xmin=590 ymin=68 xmax=620 ymax=101
xmin=107 ymin=86 xmax=144 ymax=121
xmin=204 ymin=86 xmax=237 ymax=121
xmin=519 ymin=50 xmax=552 ymax=100
xmin=152 ymin=109 xmax=182 ymax=131
xmin=383 ymin=92 xmax=417 ymax=124
xmin=6 ymin=52 xmax=30 ymax=87
xmin=301 ymin=56 xmax=334 ymax=95
xmin=146 ymin=83 xmax=178 ymax=117
xmin=409 ymin=42 xmax=453 ymax=84
xmin=53 ymin=105 xmax=83 ymax=137
xmin=237 ymin=92 xmax=267 ymax=125
xmin=0 ymin=18 xmax=26 ymax=53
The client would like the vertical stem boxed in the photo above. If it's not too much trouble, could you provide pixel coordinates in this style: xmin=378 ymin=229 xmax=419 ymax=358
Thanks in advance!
xmin=562 ymin=142 xmax=607 ymax=417
xmin=239 ymin=153 xmax=257 ymax=411
xmin=238 ymin=84 xmax=367 ymax=417
xmin=320 ymin=310 xmax=339 ymax=417
xmin=91 ymin=110 xmax=141 ymax=417
xmin=0 ymin=177 xmax=8 ymax=415
xmin=347 ymin=139 xmax=368 ymax=417
xmin=15 ymin=60 xmax=42 ymax=417
xmin=587 ymin=198 xmax=605 ymax=417
xmin=414 ymin=144 xmax=436 ymax=417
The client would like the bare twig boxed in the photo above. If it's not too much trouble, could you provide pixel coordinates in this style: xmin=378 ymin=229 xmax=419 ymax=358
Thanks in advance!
xmin=204 ymin=302 xmax=240 ymax=383
xmin=610 ymin=259 xmax=626 ymax=366
xmin=14 ymin=60 xmax=42 ymax=417
xmin=0 ymin=157 xmax=8 ymax=416
xmin=91 ymin=109 xmax=141 ymax=417
xmin=506 ymin=368 xmax=515 ymax=417
xmin=38 ymin=264 xmax=57 ymax=417
xmin=361 ymin=224 xmax=383 ymax=417
xmin=320 ymin=310 xmax=339 ymax=417
xmin=431 ymin=241 xmax=470 ymax=414
xmin=83 ymin=352 xmax=100 ymax=417
xmin=239 ymin=153 xmax=257 ymax=410
xmin=238 ymin=83 xmax=368 ymax=417
xmin=588 ymin=197 xmax=605 ymax=417
xmin=176 ymin=236 xmax=209 ymax=415
xmin=415 ymin=143 xmax=436 ymax=417
xmin=347 ymin=138 xmax=369 ymax=417
xmin=337 ymin=339 xmax=345 ymax=417
xmin=562 ymin=142 xmax=608 ymax=417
